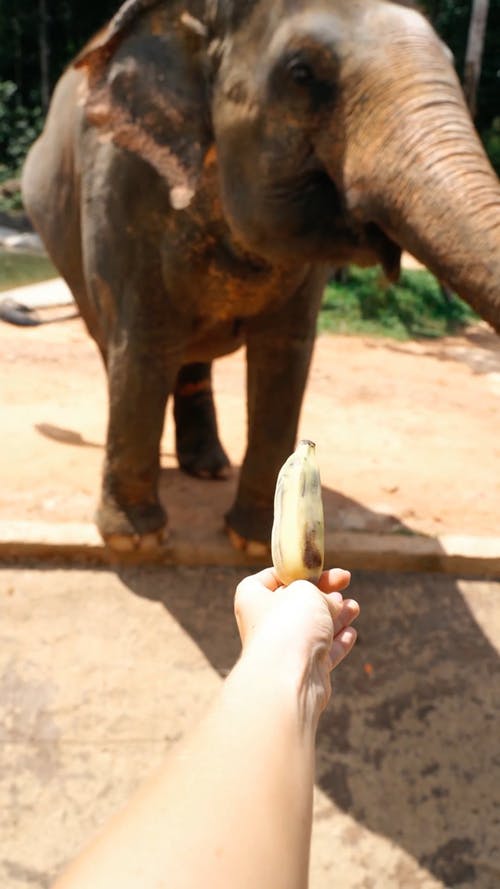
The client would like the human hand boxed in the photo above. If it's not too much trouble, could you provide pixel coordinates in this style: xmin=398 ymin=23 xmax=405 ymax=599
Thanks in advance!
xmin=234 ymin=568 xmax=359 ymax=721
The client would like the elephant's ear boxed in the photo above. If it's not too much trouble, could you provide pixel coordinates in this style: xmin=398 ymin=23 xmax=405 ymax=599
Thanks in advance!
xmin=75 ymin=0 xmax=210 ymax=210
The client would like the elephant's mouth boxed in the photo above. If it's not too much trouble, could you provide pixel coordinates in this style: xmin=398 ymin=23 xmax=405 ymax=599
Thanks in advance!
xmin=220 ymin=160 xmax=403 ymax=279
xmin=359 ymin=222 xmax=402 ymax=282
xmin=297 ymin=165 xmax=402 ymax=279
xmin=328 ymin=216 xmax=402 ymax=281
xmin=282 ymin=166 xmax=403 ymax=280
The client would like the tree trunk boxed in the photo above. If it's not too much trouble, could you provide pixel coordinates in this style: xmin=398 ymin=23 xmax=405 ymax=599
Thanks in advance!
xmin=463 ymin=0 xmax=490 ymax=119
xmin=39 ymin=0 xmax=50 ymax=112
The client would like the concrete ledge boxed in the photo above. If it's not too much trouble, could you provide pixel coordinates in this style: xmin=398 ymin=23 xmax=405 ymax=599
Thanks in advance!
xmin=327 ymin=531 xmax=500 ymax=577
xmin=0 ymin=520 xmax=499 ymax=577
xmin=0 ymin=277 xmax=73 ymax=307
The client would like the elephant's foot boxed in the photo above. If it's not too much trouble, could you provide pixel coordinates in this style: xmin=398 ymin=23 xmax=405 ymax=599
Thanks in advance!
xmin=96 ymin=495 xmax=168 ymax=554
xmin=174 ymin=378 xmax=230 ymax=479
xmin=225 ymin=501 xmax=273 ymax=556
xmin=225 ymin=524 xmax=269 ymax=557
xmin=104 ymin=528 xmax=169 ymax=553
xmin=178 ymin=439 xmax=231 ymax=480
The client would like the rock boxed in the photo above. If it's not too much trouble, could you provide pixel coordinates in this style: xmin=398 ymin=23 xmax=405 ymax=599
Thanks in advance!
xmin=0 ymin=226 xmax=45 ymax=255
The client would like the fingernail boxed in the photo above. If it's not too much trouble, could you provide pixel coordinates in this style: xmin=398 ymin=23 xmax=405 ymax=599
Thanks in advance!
xmin=336 ymin=569 xmax=351 ymax=579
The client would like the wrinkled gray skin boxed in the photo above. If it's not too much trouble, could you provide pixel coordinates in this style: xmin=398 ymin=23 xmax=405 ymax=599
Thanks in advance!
xmin=22 ymin=0 xmax=500 ymax=552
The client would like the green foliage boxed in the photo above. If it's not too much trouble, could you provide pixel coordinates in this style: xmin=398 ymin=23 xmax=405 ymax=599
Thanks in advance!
xmin=0 ymin=250 xmax=57 ymax=292
xmin=0 ymin=80 xmax=43 ymax=185
xmin=0 ymin=178 xmax=23 ymax=212
xmin=423 ymin=0 xmax=500 ymax=170
xmin=482 ymin=117 xmax=500 ymax=174
xmin=0 ymin=1 xmax=116 ymax=180
xmin=319 ymin=267 xmax=477 ymax=339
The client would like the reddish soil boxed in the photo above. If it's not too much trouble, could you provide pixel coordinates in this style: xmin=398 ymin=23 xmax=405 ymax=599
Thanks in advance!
xmin=1 ymin=313 xmax=499 ymax=539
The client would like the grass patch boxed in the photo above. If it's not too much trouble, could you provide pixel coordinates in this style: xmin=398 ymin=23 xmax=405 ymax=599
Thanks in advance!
xmin=0 ymin=253 xmax=478 ymax=340
xmin=0 ymin=250 xmax=58 ymax=292
xmin=319 ymin=266 xmax=477 ymax=339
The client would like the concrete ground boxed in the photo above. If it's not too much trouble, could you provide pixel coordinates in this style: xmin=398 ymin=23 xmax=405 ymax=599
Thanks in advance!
xmin=2 ymin=565 xmax=499 ymax=889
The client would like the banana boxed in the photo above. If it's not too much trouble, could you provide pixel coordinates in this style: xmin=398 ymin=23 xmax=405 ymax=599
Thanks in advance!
xmin=271 ymin=439 xmax=324 ymax=586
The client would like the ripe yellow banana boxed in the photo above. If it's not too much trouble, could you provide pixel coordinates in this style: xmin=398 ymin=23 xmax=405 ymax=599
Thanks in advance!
xmin=271 ymin=439 xmax=324 ymax=586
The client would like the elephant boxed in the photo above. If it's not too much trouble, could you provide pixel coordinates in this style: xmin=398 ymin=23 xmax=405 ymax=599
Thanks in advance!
xmin=22 ymin=0 xmax=500 ymax=553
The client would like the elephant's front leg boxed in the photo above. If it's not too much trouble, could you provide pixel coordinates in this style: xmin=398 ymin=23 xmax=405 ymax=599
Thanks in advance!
xmin=97 ymin=331 xmax=183 ymax=552
xmin=226 ymin=270 xmax=327 ymax=550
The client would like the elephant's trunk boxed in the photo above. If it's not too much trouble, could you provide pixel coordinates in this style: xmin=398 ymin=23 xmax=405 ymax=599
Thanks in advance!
xmin=370 ymin=129 xmax=500 ymax=332
xmin=333 ymin=23 xmax=500 ymax=332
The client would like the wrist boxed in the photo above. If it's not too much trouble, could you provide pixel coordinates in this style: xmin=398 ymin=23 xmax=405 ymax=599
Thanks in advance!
xmin=231 ymin=637 xmax=329 ymax=731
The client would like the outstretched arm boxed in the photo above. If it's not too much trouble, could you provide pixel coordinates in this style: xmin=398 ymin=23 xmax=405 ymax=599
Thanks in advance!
xmin=53 ymin=567 xmax=359 ymax=889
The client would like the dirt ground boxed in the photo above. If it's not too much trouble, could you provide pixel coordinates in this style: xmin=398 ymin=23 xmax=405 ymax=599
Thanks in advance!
xmin=1 ymin=297 xmax=500 ymax=889
xmin=1 ymin=309 xmax=499 ymax=540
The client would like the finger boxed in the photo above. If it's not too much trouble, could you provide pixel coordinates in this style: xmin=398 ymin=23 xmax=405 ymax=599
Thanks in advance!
xmin=332 ymin=598 xmax=360 ymax=637
xmin=245 ymin=566 xmax=283 ymax=592
xmin=322 ymin=590 xmax=359 ymax=628
xmin=329 ymin=626 xmax=358 ymax=670
xmin=317 ymin=568 xmax=351 ymax=594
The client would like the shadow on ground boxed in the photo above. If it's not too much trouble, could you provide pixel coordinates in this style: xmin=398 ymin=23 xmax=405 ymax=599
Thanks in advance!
xmin=120 ymin=565 xmax=500 ymax=887
xmin=31 ymin=427 xmax=413 ymax=535
xmin=152 ymin=471 xmax=414 ymax=539
xmin=371 ymin=324 xmax=500 ymax=377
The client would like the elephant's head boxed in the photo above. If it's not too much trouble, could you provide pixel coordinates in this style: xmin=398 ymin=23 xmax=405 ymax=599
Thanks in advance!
xmin=210 ymin=0 xmax=500 ymax=329
xmin=77 ymin=0 xmax=500 ymax=331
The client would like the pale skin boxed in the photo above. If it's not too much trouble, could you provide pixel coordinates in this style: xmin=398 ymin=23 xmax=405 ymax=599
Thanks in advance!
xmin=53 ymin=567 xmax=359 ymax=889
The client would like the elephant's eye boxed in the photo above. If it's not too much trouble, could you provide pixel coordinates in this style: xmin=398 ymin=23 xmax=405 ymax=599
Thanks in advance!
xmin=269 ymin=47 xmax=336 ymax=110
xmin=286 ymin=57 xmax=315 ymax=85
xmin=276 ymin=50 xmax=336 ymax=110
